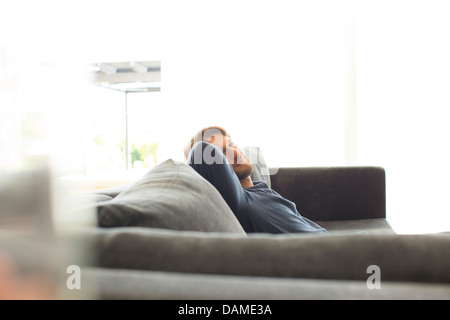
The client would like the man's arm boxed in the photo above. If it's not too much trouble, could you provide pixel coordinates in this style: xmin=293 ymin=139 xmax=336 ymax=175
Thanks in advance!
xmin=186 ymin=141 xmax=245 ymax=213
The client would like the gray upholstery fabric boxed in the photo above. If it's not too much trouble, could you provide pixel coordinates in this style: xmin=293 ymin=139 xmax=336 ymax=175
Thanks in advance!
xmin=74 ymin=227 xmax=450 ymax=284
xmin=270 ymin=166 xmax=386 ymax=221
xmin=88 ymin=184 xmax=131 ymax=199
xmin=79 ymin=268 xmax=450 ymax=300
xmin=242 ymin=146 xmax=271 ymax=188
xmin=316 ymin=219 xmax=395 ymax=234
xmin=80 ymin=194 xmax=113 ymax=203
xmin=96 ymin=159 xmax=246 ymax=234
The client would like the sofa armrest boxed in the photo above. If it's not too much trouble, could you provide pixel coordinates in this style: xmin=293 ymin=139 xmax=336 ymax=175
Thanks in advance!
xmin=269 ymin=166 xmax=386 ymax=221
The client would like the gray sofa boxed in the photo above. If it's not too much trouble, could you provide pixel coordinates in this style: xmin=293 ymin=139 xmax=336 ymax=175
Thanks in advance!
xmin=61 ymin=157 xmax=450 ymax=300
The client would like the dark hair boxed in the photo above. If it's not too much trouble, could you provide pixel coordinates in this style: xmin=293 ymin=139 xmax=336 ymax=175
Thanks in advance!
xmin=183 ymin=126 xmax=229 ymax=160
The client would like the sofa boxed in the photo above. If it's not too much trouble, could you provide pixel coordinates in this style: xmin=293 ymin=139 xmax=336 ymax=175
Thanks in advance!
xmin=56 ymin=148 xmax=450 ymax=301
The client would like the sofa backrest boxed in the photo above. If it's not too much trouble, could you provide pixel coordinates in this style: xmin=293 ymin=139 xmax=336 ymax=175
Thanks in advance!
xmin=270 ymin=166 xmax=386 ymax=221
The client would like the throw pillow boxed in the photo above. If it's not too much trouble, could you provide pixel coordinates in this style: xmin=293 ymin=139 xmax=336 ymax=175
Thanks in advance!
xmin=97 ymin=159 xmax=246 ymax=234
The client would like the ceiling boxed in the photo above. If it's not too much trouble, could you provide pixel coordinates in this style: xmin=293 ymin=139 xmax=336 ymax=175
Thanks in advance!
xmin=90 ymin=61 xmax=161 ymax=93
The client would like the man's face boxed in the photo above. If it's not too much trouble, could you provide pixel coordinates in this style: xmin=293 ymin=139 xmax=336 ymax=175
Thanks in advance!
xmin=205 ymin=132 xmax=254 ymax=181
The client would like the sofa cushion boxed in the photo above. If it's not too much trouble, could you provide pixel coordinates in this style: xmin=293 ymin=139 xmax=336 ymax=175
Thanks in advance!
xmin=82 ymin=194 xmax=114 ymax=203
xmin=72 ymin=227 xmax=450 ymax=284
xmin=315 ymin=219 xmax=395 ymax=234
xmin=88 ymin=185 xmax=131 ymax=199
xmin=96 ymin=159 xmax=246 ymax=234
xmin=270 ymin=166 xmax=386 ymax=221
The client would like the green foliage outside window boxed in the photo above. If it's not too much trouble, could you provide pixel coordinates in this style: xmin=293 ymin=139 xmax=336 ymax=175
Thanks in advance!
xmin=130 ymin=142 xmax=158 ymax=168
xmin=117 ymin=140 xmax=158 ymax=169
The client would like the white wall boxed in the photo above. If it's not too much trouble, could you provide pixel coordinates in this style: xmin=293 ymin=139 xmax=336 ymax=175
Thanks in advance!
xmin=355 ymin=0 xmax=450 ymax=233
xmin=159 ymin=1 xmax=355 ymax=167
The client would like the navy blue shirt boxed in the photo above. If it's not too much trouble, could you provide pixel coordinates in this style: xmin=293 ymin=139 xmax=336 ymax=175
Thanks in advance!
xmin=187 ymin=142 xmax=327 ymax=234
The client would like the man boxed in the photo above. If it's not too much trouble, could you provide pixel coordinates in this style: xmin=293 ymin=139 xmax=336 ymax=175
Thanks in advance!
xmin=184 ymin=126 xmax=327 ymax=234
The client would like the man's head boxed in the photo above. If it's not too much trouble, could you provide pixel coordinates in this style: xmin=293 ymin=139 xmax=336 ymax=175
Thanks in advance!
xmin=184 ymin=126 xmax=254 ymax=182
